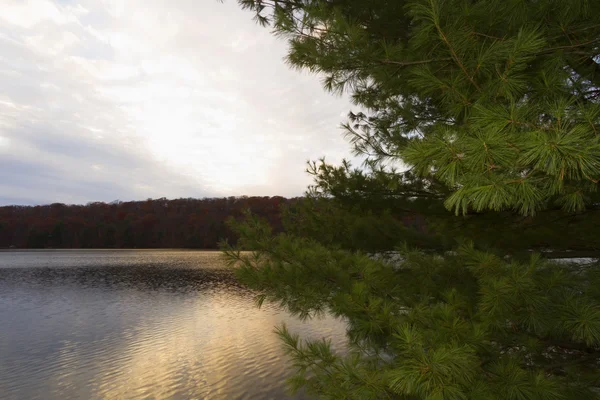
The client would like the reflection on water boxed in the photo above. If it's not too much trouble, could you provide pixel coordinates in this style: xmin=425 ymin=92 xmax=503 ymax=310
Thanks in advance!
xmin=0 ymin=250 xmax=347 ymax=400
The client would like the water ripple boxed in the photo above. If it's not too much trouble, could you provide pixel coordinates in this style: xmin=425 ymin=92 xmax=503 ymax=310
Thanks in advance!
xmin=0 ymin=250 xmax=347 ymax=400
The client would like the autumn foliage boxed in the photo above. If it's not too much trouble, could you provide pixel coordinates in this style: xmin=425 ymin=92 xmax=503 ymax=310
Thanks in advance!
xmin=0 ymin=197 xmax=290 ymax=249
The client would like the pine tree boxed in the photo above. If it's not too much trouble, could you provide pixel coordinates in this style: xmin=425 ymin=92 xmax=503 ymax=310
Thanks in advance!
xmin=224 ymin=0 xmax=600 ymax=398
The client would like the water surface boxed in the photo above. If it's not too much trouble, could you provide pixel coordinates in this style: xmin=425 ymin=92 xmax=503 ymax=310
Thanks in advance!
xmin=0 ymin=250 xmax=347 ymax=400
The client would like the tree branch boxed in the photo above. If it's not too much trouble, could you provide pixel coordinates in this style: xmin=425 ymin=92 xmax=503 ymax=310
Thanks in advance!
xmin=544 ymin=351 xmax=600 ymax=372
xmin=377 ymin=58 xmax=452 ymax=67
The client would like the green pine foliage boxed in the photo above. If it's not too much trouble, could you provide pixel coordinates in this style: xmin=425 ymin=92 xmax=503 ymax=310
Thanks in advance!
xmin=224 ymin=218 xmax=600 ymax=398
xmin=224 ymin=0 xmax=600 ymax=398
xmin=237 ymin=0 xmax=600 ymax=216
xmin=280 ymin=160 xmax=449 ymax=252
xmin=288 ymin=159 xmax=600 ymax=253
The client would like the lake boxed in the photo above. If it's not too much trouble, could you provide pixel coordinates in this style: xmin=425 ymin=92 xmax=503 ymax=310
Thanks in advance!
xmin=0 ymin=250 xmax=347 ymax=400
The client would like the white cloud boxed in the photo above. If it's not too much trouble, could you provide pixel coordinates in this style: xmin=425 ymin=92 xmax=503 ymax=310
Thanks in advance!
xmin=1 ymin=0 xmax=68 ymax=28
xmin=0 ymin=0 xmax=355 ymax=205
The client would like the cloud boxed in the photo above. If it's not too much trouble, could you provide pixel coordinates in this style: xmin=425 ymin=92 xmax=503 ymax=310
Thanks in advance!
xmin=0 ymin=0 xmax=355 ymax=206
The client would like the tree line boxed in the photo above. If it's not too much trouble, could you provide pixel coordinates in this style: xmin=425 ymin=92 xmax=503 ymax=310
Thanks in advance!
xmin=2 ymin=193 xmax=600 ymax=252
xmin=0 ymin=197 xmax=292 ymax=249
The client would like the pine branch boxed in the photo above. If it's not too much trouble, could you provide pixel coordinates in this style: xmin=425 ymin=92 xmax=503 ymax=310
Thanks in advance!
xmin=540 ymin=38 xmax=600 ymax=54
xmin=543 ymin=350 xmax=600 ymax=372
xmin=377 ymin=58 xmax=453 ymax=67
xmin=554 ymin=24 xmax=600 ymax=41
xmin=538 ymin=336 xmax=599 ymax=353
xmin=428 ymin=0 xmax=481 ymax=92
xmin=233 ymin=1 xmax=600 ymax=396
xmin=570 ymin=56 xmax=600 ymax=88
xmin=471 ymin=31 xmax=506 ymax=41
xmin=351 ymin=189 xmax=446 ymax=200
xmin=518 ymin=212 xmax=590 ymax=231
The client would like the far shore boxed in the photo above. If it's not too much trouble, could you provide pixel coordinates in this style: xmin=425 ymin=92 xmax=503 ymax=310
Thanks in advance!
xmin=0 ymin=248 xmax=223 ymax=252
xmin=1 ymin=248 xmax=599 ymax=260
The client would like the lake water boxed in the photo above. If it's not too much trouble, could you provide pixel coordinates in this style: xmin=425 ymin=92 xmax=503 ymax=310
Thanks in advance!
xmin=0 ymin=250 xmax=347 ymax=400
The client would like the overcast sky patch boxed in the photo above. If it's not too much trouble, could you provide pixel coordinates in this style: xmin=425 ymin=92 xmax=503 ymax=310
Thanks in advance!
xmin=0 ymin=0 xmax=354 ymax=205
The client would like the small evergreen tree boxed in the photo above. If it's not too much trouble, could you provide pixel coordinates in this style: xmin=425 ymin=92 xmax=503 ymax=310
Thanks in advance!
xmin=224 ymin=0 xmax=600 ymax=398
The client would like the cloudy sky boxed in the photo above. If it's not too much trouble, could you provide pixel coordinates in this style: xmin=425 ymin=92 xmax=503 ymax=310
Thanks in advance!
xmin=0 ymin=0 xmax=355 ymax=206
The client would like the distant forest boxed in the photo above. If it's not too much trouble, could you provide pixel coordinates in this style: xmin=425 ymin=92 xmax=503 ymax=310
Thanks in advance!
xmin=0 ymin=197 xmax=295 ymax=249
xmin=2 ymin=196 xmax=599 ymax=251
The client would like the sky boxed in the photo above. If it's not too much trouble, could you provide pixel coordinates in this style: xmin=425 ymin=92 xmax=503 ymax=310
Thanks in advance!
xmin=0 ymin=0 xmax=355 ymax=206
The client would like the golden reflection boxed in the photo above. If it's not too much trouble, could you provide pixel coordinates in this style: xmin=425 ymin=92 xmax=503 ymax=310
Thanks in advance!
xmin=4 ymin=252 xmax=347 ymax=400
xmin=47 ymin=288 xmax=345 ymax=399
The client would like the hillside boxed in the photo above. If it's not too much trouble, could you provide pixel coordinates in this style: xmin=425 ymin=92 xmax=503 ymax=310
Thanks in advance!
xmin=0 ymin=197 xmax=292 ymax=249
